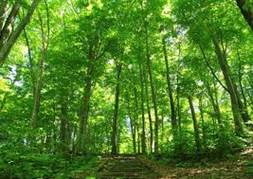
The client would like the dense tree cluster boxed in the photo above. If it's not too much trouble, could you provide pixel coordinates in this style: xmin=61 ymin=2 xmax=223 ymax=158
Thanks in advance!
xmin=1 ymin=1 xmax=253 ymax=177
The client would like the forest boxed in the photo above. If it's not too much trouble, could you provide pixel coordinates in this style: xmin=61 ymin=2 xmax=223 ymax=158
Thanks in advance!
xmin=1 ymin=0 xmax=253 ymax=178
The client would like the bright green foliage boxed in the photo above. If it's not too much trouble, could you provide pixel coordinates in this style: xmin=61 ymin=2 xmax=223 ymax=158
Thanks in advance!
xmin=1 ymin=0 xmax=253 ymax=177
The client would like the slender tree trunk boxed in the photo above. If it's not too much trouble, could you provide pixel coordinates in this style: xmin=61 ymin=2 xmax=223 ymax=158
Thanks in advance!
xmin=204 ymin=80 xmax=222 ymax=126
xmin=175 ymin=45 xmax=182 ymax=153
xmin=133 ymin=87 xmax=141 ymax=154
xmin=78 ymin=63 xmax=93 ymax=153
xmin=161 ymin=112 xmax=164 ymax=144
xmin=237 ymin=52 xmax=251 ymax=125
xmin=0 ymin=1 xmax=8 ymax=31
xmin=188 ymin=96 xmax=201 ymax=155
xmin=31 ymin=75 xmax=43 ymax=128
xmin=111 ymin=63 xmax=122 ymax=155
xmin=60 ymin=99 xmax=68 ymax=154
xmin=137 ymin=127 xmax=141 ymax=154
xmin=246 ymin=76 xmax=253 ymax=111
xmin=0 ymin=0 xmax=41 ymax=65
xmin=31 ymin=55 xmax=45 ymax=128
xmin=31 ymin=10 xmax=49 ymax=128
xmin=198 ymin=97 xmax=207 ymax=150
xmin=127 ymin=95 xmax=137 ymax=154
xmin=162 ymin=37 xmax=177 ymax=140
xmin=236 ymin=0 xmax=253 ymax=31
xmin=143 ymin=64 xmax=153 ymax=153
xmin=213 ymin=39 xmax=245 ymax=135
xmin=238 ymin=74 xmax=248 ymax=112
xmin=144 ymin=21 xmax=159 ymax=154
xmin=139 ymin=62 xmax=146 ymax=153
xmin=23 ymin=28 xmax=35 ymax=92
xmin=77 ymin=36 xmax=104 ymax=153
xmin=0 ymin=2 xmax=21 ymax=48
xmin=130 ymin=117 xmax=137 ymax=154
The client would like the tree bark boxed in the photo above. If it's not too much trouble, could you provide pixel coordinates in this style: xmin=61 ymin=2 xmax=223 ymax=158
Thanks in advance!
xmin=0 ymin=2 xmax=21 ymax=48
xmin=0 ymin=1 xmax=8 ymax=31
xmin=127 ymin=94 xmax=137 ymax=154
xmin=77 ymin=61 xmax=93 ymax=153
xmin=162 ymin=37 xmax=177 ymax=140
xmin=111 ymin=62 xmax=122 ymax=155
xmin=60 ymin=99 xmax=68 ymax=154
xmin=31 ymin=10 xmax=49 ymax=128
xmin=133 ymin=87 xmax=141 ymax=154
xmin=236 ymin=0 xmax=253 ymax=31
xmin=144 ymin=21 xmax=159 ymax=154
xmin=198 ymin=97 xmax=207 ymax=150
xmin=0 ymin=0 xmax=41 ymax=66
xmin=188 ymin=96 xmax=201 ymax=155
xmin=204 ymin=79 xmax=222 ymax=126
xmin=143 ymin=61 xmax=153 ymax=153
xmin=139 ymin=62 xmax=146 ymax=153
xmin=213 ymin=38 xmax=245 ymax=135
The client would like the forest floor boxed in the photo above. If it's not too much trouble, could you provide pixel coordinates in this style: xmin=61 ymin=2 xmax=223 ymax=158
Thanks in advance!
xmin=3 ymin=147 xmax=252 ymax=178
xmin=152 ymin=147 xmax=253 ymax=179
xmin=76 ymin=147 xmax=253 ymax=178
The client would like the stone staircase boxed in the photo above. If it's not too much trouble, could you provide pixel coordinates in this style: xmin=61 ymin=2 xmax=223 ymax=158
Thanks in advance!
xmin=97 ymin=155 xmax=161 ymax=179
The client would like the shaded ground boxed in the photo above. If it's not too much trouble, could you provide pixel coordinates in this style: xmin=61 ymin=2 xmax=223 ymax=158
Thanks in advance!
xmin=149 ymin=147 xmax=253 ymax=179
xmin=74 ymin=147 xmax=253 ymax=178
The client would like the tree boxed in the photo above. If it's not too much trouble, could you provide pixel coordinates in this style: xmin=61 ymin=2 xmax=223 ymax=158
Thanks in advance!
xmin=111 ymin=61 xmax=122 ymax=155
xmin=236 ymin=0 xmax=253 ymax=31
xmin=0 ymin=0 xmax=41 ymax=65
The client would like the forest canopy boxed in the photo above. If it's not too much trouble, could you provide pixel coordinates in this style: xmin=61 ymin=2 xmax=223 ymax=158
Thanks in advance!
xmin=1 ymin=0 xmax=253 ymax=178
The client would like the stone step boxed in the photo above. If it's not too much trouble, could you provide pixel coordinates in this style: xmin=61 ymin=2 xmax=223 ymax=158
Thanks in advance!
xmin=98 ymin=174 xmax=160 ymax=179
xmin=102 ymin=157 xmax=136 ymax=160
xmin=103 ymin=168 xmax=150 ymax=173
xmin=105 ymin=163 xmax=144 ymax=168
xmin=98 ymin=171 xmax=159 ymax=178
xmin=98 ymin=156 xmax=161 ymax=179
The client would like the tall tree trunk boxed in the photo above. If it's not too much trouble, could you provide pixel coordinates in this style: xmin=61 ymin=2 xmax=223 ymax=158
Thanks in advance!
xmin=0 ymin=1 xmax=8 ymax=31
xmin=139 ymin=62 xmax=146 ymax=153
xmin=144 ymin=21 xmax=159 ymax=154
xmin=111 ymin=63 xmax=122 ymax=155
xmin=238 ymin=67 xmax=248 ymax=113
xmin=236 ymin=0 xmax=253 ymax=31
xmin=204 ymin=80 xmax=222 ymax=127
xmin=31 ymin=9 xmax=49 ymax=128
xmin=188 ymin=96 xmax=201 ymax=155
xmin=31 ymin=72 xmax=43 ymax=128
xmin=162 ymin=37 xmax=177 ymax=140
xmin=77 ymin=62 xmax=93 ymax=153
xmin=30 ymin=10 xmax=49 ymax=128
xmin=127 ymin=94 xmax=136 ymax=154
xmin=143 ymin=63 xmax=153 ymax=153
xmin=137 ymin=126 xmax=141 ymax=154
xmin=130 ymin=117 xmax=137 ymax=154
xmin=213 ymin=39 xmax=245 ymax=135
xmin=237 ymin=51 xmax=251 ymax=125
xmin=0 ymin=2 xmax=21 ymax=48
xmin=174 ymin=43 xmax=182 ymax=154
xmin=60 ymin=98 xmax=68 ymax=154
xmin=198 ymin=97 xmax=207 ymax=150
xmin=0 ymin=0 xmax=41 ymax=65
xmin=133 ymin=87 xmax=141 ymax=154
xmin=160 ymin=112 xmax=165 ymax=144
xmin=31 ymin=55 xmax=45 ymax=128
